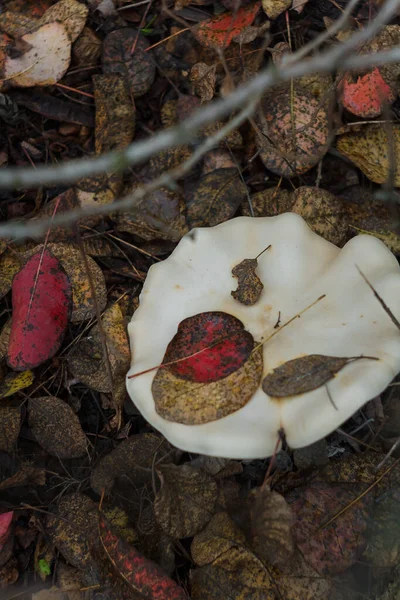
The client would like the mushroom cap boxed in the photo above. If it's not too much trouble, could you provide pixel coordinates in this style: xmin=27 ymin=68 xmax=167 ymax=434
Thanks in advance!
xmin=126 ymin=213 xmax=400 ymax=459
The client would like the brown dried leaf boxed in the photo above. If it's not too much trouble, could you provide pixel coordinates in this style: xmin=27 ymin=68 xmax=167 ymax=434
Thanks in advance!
xmin=291 ymin=186 xmax=348 ymax=246
xmin=0 ymin=405 xmax=20 ymax=452
xmin=90 ymin=433 xmax=167 ymax=495
xmin=337 ymin=124 xmax=400 ymax=186
xmin=190 ymin=62 xmax=216 ymax=103
xmin=154 ymin=464 xmax=218 ymax=538
xmin=0 ymin=463 xmax=45 ymax=491
xmin=262 ymin=0 xmax=291 ymax=19
xmin=0 ymin=12 xmax=38 ymax=39
xmin=102 ymin=28 xmax=155 ymax=98
xmin=39 ymin=0 xmax=88 ymax=42
xmin=255 ymin=86 xmax=329 ymax=177
xmin=0 ymin=249 xmax=22 ymax=300
xmin=247 ymin=487 xmax=294 ymax=567
xmin=152 ymin=345 xmax=263 ymax=425
xmin=28 ymin=396 xmax=88 ymax=458
xmin=93 ymin=74 xmax=135 ymax=154
xmin=46 ymin=492 xmax=98 ymax=569
xmin=0 ymin=319 xmax=12 ymax=362
xmin=231 ymin=258 xmax=263 ymax=305
xmin=242 ymin=187 xmax=294 ymax=217
xmin=187 ymin=168 xmax=248 ymax=229
xmin=262 ymin=354 xmax=369 ymax=397
xmin=72 ymin=26 xmax=102 ymax=64
xmin=75 ymin=173 xmax=123 ymax=228
xmin=272 ymin=550 xmax=332 ymax=600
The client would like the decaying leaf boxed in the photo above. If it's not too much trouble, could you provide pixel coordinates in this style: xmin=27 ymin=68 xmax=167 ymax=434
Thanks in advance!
xmin=0 ymin=370 xmax=34 ymax=398
xmin=7 ymin=249 xmax=72 ymax=371
xmin=75 ymin=173 xmax=123 ymax=229
xmin=46 ymin=492 xmax=98 ymax=569
xmin=271 ymin=550 xmax=332 ymax=600
xmin=193 ymin=2 xmax=261 ymax=49
xmin=291 ymin=186 xmax=348 ymax=246
xmin=231 ymin=254 xmax=267 ymax=306
xmin=102 ymin=28 xmax=155 ymax=98
xmin=90 ymin=433 xmax=168 ymax=495
xmin=0 ymin=319 xmax=11 ymax=362
xmin=0 ymin=463 xmax=45 ymax=490
xmin=72 ymin=26 xmax=102 ymax=65
xmin=262 ymin=354 xmax=372 ymax=397
xmin=190 ymin=62 xmax=216 ymax=103
xmin=93 ymin=74 xmax=135 ymax=154
xmin=0 ymin=406 xmax=20 ymax=452
xmin=339 ymin=68 xmax=396 ymax=119
xmin=247 ymin=487 xmax=294 ymax=567
xmin=38 ymin=0 xmax=88 ymax=42
xmin=262 ymin=0 xmax=291 ymax=19
xmin=242 ymin=187 xmax=294 ymax=217
xmin=255 ymin=86 xmax=330 ymax=177
xmin=0 ymin=249 xmax=23 ymax=300
xmin=154 ymin=464 xmax=218 ymax=538
xmin=337 ymin=124 xmax=400 ymax=186
xmin=186 ymin=168 xmax=248 ymax=229
xmin=287 ymin=480 xmax=372 ymax=575
xmin=28 ymin=396 xmax=88 ymax=459
xmin=99 ymin=512 xmax=188 ymax=600
xmin=2 ymin=23 xmax=71 ymax=89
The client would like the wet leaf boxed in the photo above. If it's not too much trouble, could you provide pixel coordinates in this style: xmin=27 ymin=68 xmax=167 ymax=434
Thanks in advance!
xmin=291 ymin=186 xmax=348 ymax=246
xmin=154 ymin=464 xmax=218 ymax=538
xmin=262 ymin=354 xmax=369 ymax=397
xmin=191 ymin=512 xmax=275 ymax=600
xmin=90 ymin=433 xmax=167 ymax=495
xmin=0 ymin=370 xmax=34 ymax=398
xmin=255 ymin=86 xmax=330 ymax=177
xmin=247 ymin=487 xmax=294 ymax=567
xmin=337 ymin=124 xmax=400 ymax=186
xmin=286 ymin=481 xmax=372 ymax=576
xmin=242 ymin=187 xmax=294 ymax=217
xmin=193 ymin=2 xmax=261 ymax=49
xmin=46 ymin=492 xmax=98 ymax=569
xmin=0 ymin=512 xmax=13 ymax=552
xmin=231 ymin=258 xmax=264 ymax=305
xmin=7 ymin=249 xmax=72 ymax=371
xmin=187 ymin=168 xmax=247 ymax=229
xmin=0 ymin=249 xmax=23 ymax=300
xmin=2 ymin=23 xmax=71 ymax=88
xmin=0 ymin=405 xmax=20 ymax=451
xmin=38 ymin=0 xmax=88 ymax=42
xmin=28 ymin=396 xmax=88 ymax=459
xmin=262 ymin=0 xmax=291 ymax=19
xmin=190 ymin=62 xmax=216 ymax=103
xmin=93 ymin=74 xmax=135 ymax=154
xmin=102 ymin=28 xmax=155 ymax=98
xmin=99 ymin=512 xmax=188 ymax=600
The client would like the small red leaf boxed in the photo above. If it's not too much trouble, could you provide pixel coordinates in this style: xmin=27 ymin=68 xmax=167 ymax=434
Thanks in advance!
xmin=339 ymin=68 xmax=395 ymax=118
xmin=194 ymin=2 xmax=261 ymax=49
xmin=0 ymin=511 xmax=13 ymax=551
xmin=8 ymin=249 xmax=72 ymax=371
xmin=163 ymin=311 xmax=254 ymax=383
xmin=99 ymin=513 xmax=188 ymax=600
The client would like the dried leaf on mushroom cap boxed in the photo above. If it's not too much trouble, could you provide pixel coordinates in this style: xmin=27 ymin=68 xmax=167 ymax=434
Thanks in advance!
xmin=126 ymin=213 xmax=400 ymax=459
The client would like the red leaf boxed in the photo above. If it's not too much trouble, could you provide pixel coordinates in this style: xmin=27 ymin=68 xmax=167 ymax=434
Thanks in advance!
xmin=99 ymin=513 xmax=188 ymax=600
xmin=0 ymin=512 xmax=13 ymax=552
xmin=163 ymin=311 xmax=254 ymax=383
xmin=339 ymin=68 xmax=395 ymax=118
xmin=194 ymin=2 xmax=261 ymax=49
xmin=7 ymin=249 xmax=72 ymax=370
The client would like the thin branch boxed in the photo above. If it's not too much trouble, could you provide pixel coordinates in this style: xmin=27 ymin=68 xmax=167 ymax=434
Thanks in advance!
xmin=0 ymin=0 xmax=398 ymax=193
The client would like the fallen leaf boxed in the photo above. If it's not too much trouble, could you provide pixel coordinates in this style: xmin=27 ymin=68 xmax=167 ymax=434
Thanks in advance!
xmin=339 ymin=68 xmax=396 ymax=118
xmin=90 ymin=433 xmax=168 ymax=494
xmin=0 ymin=370 xmax=34 ymax=398
xmin=255 ymin=86 xmax=330 ymax=177
xmin=242 ymin=187 xmax=294 ymax=217
xmin=0 ymin=248 xmax=23 ymax=300
xmin=262 ymin=0 xmax=291 ymax=19
xmin=291 ymin=0 xmax=309 ymax=13
xmin=337 ymin=124 xmax=400 ymax=186
xmin=2 ymin=23 xmax=71 ymax=89
xmin=7 ymin=249 xmax=72 ymax=370
xmin=99 ymin=512 xmax=188 ymax=600
xmin=46 ymin=492 xmax=98 ymax=569
xmin=38 ymin=0 xmax=88 ymax=42
xmin=186 ymin=168 xmax=248 ymax=229
xmin=247 ymin=487 xmax=294 ymax=567
xmin=0 ymin=513 xmax=13 ymax=552
xmin=0 ymin=557 xmax=18 ymax=589
xmin=93 ymin=74 xmax=135 ymax=154
xmin=75 ymin=173 xmax=123 ymax=228
xmin=0 ymin=405 xmax=20 ymax=451
xmin=0 ymin=11 xmax=38 ymax=39
xmin=72 ymin=26 xmax=102 ymax=65
xmin=28 ymin=396 xmax=88 ymax=458
xmin=286 ymin=480 xmax=372 ymax=575
xmin=154 ymin=464 xmax=218 ymax=538
xmin=291 ymin=186 xmax=348 ymax=246
xmin=102 ymin=28 xmax=155 ymax=98
xmin=193 ymin=2 xmax=261 ymax=49
xmin=190 ymin=62 xmax=216 ymax=103
xmin=231 ymin=257 xmax=265 ymax=305
xmin=271 ymin=550 xmax=332 ymax=600
xmin=0 ymin=321 xmax=12 ymax=362
xmin=262 ymin=354 xmax=372 ymax=397
xmin=0 ymin=463 xmax=45 ymax=490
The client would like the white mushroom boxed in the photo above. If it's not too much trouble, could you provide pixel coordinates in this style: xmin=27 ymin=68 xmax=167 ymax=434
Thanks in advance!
xmin=126 ymin=213 xmax=400 ymax=459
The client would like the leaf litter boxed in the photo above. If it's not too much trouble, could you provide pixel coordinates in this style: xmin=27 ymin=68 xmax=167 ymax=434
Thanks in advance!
xmin=2 ymin=1 xmax=400 ymax=598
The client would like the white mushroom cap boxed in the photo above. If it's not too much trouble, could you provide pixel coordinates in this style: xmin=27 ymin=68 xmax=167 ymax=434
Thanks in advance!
xmin=126 ymin=213 xmax=400 ymax=459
